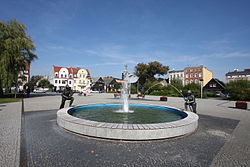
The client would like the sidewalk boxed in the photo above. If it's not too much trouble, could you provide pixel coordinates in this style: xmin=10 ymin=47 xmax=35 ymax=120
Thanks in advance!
xmin=0 ymin=100 xmax=22 ymax=167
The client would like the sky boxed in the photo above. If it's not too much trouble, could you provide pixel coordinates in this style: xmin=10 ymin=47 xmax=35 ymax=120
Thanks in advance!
xmin=1 ymin=0 xmax=250 ymax=81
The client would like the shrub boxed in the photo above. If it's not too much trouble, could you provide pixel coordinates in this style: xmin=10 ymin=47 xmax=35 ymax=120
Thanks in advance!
xmin=226 ymin=80 xmax=250 ymax=101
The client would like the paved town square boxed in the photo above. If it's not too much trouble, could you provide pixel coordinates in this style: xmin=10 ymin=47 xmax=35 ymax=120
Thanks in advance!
xmin=1 ymin=93 xmax=250 ymax=167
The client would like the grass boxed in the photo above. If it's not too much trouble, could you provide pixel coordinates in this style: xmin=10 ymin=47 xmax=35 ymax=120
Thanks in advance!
xmin=0 ymin=98 xmax=21 ymax=103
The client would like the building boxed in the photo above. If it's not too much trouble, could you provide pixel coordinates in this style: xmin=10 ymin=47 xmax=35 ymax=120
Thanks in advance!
xmin=91 ymin=77 xmax=105 ymax=92
xmin=17 ymin=62 xmax=30 ymax=90
xmin=168 ymin=70 xmax=185 ymax=85
xmin=203 ymin=78 xmax=225 ymax=94
xmin=225 ymin=69 xmax=250 ymax=82
xmin=74 ymin=69 xmax=91 ymax=92
xmin=184 ymin=65 xmax=213 ymax=87
xmin=103 ymin=76 xmax=122 ymax=92
xmin=51 ymin=66 xmax=91 ymax=92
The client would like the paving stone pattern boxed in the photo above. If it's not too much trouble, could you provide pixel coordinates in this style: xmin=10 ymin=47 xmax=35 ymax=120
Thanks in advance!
xmin=21 ymin=109 xmax=239 ymax=167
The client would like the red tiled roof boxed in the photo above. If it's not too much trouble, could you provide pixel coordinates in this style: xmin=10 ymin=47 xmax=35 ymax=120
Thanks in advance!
xmin=68 ymin=67 xmax=80 ymax=75
xmin=53 ymin=66 xmax=62 ymax=72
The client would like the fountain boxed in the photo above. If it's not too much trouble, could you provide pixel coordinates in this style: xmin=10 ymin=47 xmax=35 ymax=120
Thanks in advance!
xmin=57 ymin=66 xmax=198 ymax=140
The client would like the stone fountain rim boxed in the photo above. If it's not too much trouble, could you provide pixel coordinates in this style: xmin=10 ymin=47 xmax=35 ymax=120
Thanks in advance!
xmin=57 ymin=103 xmax=199 ymax=140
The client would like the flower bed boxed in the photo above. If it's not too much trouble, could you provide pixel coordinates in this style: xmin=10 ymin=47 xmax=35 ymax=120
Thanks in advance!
xmin=235 ymin=101 xmax=247 ymax=109
xmin=160 ymin=96 xmax=168 ymax=101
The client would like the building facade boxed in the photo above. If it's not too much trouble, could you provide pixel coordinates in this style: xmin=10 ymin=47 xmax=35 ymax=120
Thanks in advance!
xmin=51 ymin=66 xmax=91 ymax=92
xmin=91 ymin=77 xmax=105 ymax=92
xmin=225 ymin=69 xmax=250 ymax=82
xmin=18 ymin=62 xmax=30 ymax=90
xmin=168 ymin=70 xmax=185 ymax=85
xmin=203 ymin=78 xmax=225 ymax=94
xmin=184 ymin=65 xmax=213 ymax=87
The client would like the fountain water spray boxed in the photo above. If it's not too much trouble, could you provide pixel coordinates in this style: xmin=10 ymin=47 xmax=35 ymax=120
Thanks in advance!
xmin=121 ymin=65 xmax=130 ymax=112
xmin=119 ymin=65 xmax=139 ymax=113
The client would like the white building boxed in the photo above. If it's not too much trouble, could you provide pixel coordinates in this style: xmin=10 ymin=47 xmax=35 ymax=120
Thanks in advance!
xmin=225 ymin=69 xmax=250 ymax=83
xmin=168 ymin=70 xmax=185 ymax=86
xmin=51 ymin=66 xmax=91 ymax=92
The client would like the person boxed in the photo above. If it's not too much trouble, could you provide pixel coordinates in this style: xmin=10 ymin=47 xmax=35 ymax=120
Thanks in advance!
xmin=59 ymin=85 xmax=74 ymax=109
xmin=184 ymin=90 xmax=197 ymax=113
xmin=25 ymin=86 xmax=30 ymax=98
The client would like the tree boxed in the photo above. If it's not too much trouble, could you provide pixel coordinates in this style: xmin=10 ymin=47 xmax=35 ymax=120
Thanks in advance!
xmin=25 ymin=75 xmax=44 ymax=89
xmin=134 ymin=61 xmax=169 ymax=87
xmin=183 ymin=83 xmax=201 ymax=97
xmin=38 ymin=79 xmax=54 ymax=88
xmin=225 ymin=80 xmax=250 ymax=101
xmin=0 ymin=19 xmax=37 ymax=95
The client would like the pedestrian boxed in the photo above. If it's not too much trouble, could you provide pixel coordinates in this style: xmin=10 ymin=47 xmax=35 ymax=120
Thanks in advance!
xmin=26 ymin=86 xmax=30 ymax=98
xmin=59 ymin=85 xmax=74 ymax=109
xmin=184 ymin=90 xmax=197 ymax=113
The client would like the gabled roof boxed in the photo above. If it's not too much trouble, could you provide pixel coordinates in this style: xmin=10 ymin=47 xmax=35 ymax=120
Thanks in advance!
xmin=205 ymin=78 xmax=225 ymax=89
xmin=67 ymin=67 xmax=80 ymax=75
xmin=53 ymin=66 xmax=62 ymax=73
xmin=91 ymin=77 xmax=104 ymax=83
xmin=213 ymin=78 xmax=226 ymax=89
xmin=53 ymin=66 xmax=80 ymax=75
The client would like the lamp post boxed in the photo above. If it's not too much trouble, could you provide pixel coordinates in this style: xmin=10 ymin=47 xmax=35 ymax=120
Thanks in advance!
xmin=200 ymin=79 xmax=204 ymax=99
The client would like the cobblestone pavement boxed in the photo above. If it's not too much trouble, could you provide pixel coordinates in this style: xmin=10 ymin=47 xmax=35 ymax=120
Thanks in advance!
xmin=0 ymin=101 xmax=22 ymax=167
xmin=21 ymin=109 xmax=239 ymax=167
xmin=1 ymin=93 xmax=250 ymax=166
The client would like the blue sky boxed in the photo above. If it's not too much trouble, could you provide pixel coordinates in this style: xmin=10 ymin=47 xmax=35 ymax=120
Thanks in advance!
xmin=1 ymin=0 xmax=250 ymax=81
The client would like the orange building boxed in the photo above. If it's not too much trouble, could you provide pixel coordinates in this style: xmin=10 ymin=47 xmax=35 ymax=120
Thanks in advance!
xmin=184 ymin=65 xmax=213 ymax=87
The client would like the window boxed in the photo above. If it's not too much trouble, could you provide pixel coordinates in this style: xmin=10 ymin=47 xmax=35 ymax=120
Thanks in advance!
xmin=199 ymin=73 xmax=202 ymax=77
xmin=59 ymin=80 xmax=61 ymax=84
xmin=69 ymin=81 xmax=71 ymax=84
xmin=186 ymin=74 xmax=189 ymax=78
xmin=74 ymin=80 xmax=76 ymax=83
xmin=65 ymin=74 xmax=67 ymax=78
xmin=186 ymin=80 xmax=189 ymax=84
xmin=62 ymin=80 xmax=65 ymax=84
xmin=55 ymin=80 xmax=57 ymax=84
xmin=55 ymin=73 xmax=58 ymax=77
xmin=61 ymin=74 xmax=63 ymax=78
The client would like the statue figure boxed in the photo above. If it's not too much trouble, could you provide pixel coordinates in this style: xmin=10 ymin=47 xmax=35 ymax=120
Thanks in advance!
xmin=60 ymin=85 xmax=74 ymax=109
xmin=184 ymin=90 xmax=197 ymax=113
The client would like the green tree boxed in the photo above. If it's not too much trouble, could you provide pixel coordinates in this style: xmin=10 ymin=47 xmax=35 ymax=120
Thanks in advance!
xmin=0 ymin=19 xmax=37 ymax=95
xmin=38 ymin=79 xmax=54 ymax=88
xmin=183 ymin=83 xmax=201 ymax=97
xmin=134 ymin=61 xmax=169 ymax=87
xmin=225 ymin=80 xmax=250 ymax=101
xmin=25 ymin=75 xmax=44 ymax=89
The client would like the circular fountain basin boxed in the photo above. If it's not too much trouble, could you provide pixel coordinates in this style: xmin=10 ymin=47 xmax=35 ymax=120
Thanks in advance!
xmin=57 ymin=104 xmax=199 ymax=140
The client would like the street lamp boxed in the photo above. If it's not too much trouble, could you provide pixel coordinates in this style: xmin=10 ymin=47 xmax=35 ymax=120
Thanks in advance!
xmin=200 ymin=79 xmax=204 ymax=99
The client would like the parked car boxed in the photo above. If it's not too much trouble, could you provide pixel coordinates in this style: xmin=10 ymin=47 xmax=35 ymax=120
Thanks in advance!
xmin=90 ymin=90 xmax=100 ymax=93
xmin=33 ymin=88 xmax=48 ymax=93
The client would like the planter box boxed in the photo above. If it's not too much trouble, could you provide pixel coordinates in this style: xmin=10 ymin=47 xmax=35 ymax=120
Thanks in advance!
xmin=160 ymin=96 xmax=168 ymax=101
xmin=235 ymin=101 xmax=247 ymax=109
